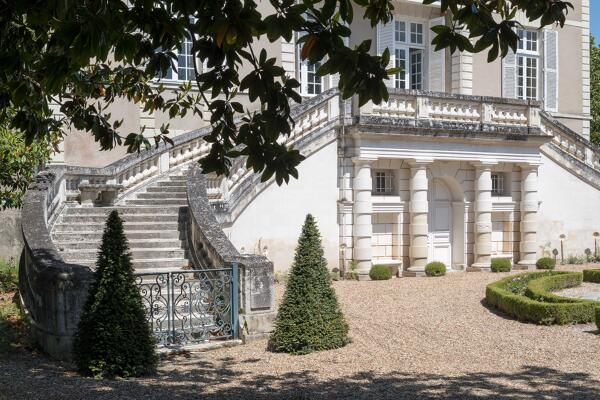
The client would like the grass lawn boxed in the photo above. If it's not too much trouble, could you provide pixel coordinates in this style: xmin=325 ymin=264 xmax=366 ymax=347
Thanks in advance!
xmin=1 ymin=263 xmax=599 ymax=399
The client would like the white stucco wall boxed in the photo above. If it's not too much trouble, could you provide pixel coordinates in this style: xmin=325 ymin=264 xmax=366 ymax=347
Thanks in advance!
xmin=538 ymin=153 xmax=600 ymax=257
xmin=228 ymin=140 xmax=339 ymax=272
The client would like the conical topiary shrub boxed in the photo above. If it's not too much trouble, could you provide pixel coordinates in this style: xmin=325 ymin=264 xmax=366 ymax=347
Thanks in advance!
xmin=73 ymin=210 xmax=157 ymax=378
xmin=268 ymin=214 xmax=350 ymax=354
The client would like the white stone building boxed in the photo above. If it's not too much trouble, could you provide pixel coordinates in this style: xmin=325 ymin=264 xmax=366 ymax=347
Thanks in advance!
xmin=11 ymin=0 xmax=598 ymax=280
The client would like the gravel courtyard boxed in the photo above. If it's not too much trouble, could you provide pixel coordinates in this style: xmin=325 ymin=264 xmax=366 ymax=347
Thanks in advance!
xmin=2 ymin=265 xmax=600 ymax=400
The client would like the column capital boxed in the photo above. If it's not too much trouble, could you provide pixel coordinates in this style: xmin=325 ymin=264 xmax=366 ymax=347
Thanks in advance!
xmin=352 ymin=156 xmax=377 ymax=166
xmin=517 ymin=162 xmax=542 ymax=171
xmin=406 ymin=158 xmax=434 ymax=167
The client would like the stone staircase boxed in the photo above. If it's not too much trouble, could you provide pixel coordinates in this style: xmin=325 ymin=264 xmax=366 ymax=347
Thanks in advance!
xmin=52 ymin=172 xmax=192 ymax=271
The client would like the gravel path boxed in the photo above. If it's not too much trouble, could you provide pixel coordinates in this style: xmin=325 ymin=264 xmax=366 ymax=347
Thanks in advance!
xmin=2 ymin=265 xmax=600 ymax=400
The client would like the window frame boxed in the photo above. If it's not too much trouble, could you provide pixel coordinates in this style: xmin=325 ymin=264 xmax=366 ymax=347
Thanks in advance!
xmin=491 ymin=172 xmax=506 ymax=196
xmin=392 ymin=18 xmax=426 ymax=90
xmin=372 ymin=170 xmax=395 ymax=195
xmin=515 ymin=28 xmax=540 ymax=101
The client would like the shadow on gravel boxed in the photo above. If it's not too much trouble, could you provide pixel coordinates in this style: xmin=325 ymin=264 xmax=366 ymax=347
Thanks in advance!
xmin=3 ymin=355 xmax=600 ymax=400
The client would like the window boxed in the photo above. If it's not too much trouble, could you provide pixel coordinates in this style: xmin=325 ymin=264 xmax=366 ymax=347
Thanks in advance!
xmin=373 ymin=170 xmax=394 ymax=194
xmin=156 ymin=34 xmax=196 ymax=82
xmin=392 ymin=20 xmax=425 ymax=90
xmin=516 ymin=29 xmax=539 ymax=100
xmin=300 ymin=59 xmax=322 ymax=95
xmin=491 ymin=173 xmax=505 ymax=196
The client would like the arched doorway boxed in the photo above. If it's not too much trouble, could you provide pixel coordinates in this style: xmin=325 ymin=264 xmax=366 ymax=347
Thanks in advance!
xmin=428 ymin=179 xmax=452 ymax=267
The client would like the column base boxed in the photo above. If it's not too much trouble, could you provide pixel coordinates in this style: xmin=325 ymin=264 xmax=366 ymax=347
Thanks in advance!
xmin=403 ymin=266 xmax=426 ymax=277
xmin=466 ymin=263 xmax=491 ymax=272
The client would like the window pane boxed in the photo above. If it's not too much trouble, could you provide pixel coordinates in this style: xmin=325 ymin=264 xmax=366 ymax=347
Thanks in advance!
xmin=395 ymin=21 xmax=406 ymax=42
xmin=410 ymin=49 xmax=423 ymax=90
xmin=394 ymin=48 xmax=406 ymax=89
xmin=177 ymin=38 xmax=194 ymax=81
xmin=410 ymin=23 xmax=423 ymax=44
xmin=306 ymin=61 xmax=322 ymax=95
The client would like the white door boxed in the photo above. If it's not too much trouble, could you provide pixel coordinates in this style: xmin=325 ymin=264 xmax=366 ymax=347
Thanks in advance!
xmin=428 ymin=180 xmax=452 ymax=267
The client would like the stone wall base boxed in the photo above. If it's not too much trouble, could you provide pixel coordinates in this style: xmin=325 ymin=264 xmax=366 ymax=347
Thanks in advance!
xmin=240 ymin=312 xmax=276 ymax=342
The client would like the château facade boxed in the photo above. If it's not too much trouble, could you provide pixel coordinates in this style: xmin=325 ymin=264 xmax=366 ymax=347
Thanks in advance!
xmin=18 ymin=0 xmax=600 ymax=280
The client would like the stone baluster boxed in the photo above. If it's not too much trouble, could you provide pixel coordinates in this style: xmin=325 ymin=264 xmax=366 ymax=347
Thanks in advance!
xmin=517 ymin=164 xmax=540 ymax=269
xmin=470 ymin=161 xmax=495 ymax=271
xmin=352 ymin=156 xmax=376 ymax=279
xmin=406 ymin=159 xmax=432 ymax=276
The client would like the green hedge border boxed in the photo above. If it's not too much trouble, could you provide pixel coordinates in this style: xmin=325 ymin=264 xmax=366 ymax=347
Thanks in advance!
xmin=486 ymin=271 xmax=598 ymax=325
xmin=596 ymin=308 xmax=600 ymax=331
xmin=583 ymin=269 xmax=600 ymax=283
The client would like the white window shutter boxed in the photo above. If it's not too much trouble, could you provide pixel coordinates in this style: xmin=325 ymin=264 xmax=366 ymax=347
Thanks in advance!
xmin=544 ymin=29 xmax=558 ymax=111
xmin=428 ymin=17 xmax=446 ymax=92
xmin=330 ymin=36 xmax=349 ymax=90
xmin=502 ymin=49 xmax=517 ymax=98
xmin=377 ymin=20 xmax=395 ymax=88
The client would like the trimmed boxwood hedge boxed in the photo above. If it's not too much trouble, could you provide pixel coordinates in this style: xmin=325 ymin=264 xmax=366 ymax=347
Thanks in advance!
xmin=425 ymin=262 xmax=446 ymax=277
xmin=535 ymin=257 xmax=556 ymax=270
xmin=583 ymin=269 xmax=600 ymax=283
xmin=485 ymin=271 xmax=598 ymax=325
xmin=596 ymin=308 xmax=600 ymax=331
xmin=524 ymin=272 xmax=583 ymax=303
xmin=369 ymin=265 xmax=392 ymax=280
xmin=490 ymin=258 xmax=511 ymax=273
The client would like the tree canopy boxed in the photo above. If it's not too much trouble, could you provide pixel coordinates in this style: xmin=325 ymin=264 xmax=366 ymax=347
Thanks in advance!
xmin=0 ymin=0 xmax=573 ymax=187
xmin=590 ymin=36 xmax=600 ymax=146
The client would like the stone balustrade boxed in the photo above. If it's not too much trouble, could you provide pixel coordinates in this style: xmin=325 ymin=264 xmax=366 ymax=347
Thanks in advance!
xmin=362 ymin=89 xmax=540 ymax=130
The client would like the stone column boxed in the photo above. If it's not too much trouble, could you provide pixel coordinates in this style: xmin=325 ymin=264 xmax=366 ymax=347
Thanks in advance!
xmin=406 ymin=160 xmax=432 ymax=276
xmin=352 ymin=157 xmax=375 ymax=279
xmin=470 ymin=162 xmax=495 ymax=271
xmin=518 ymin=164 xmax=540 ymax=269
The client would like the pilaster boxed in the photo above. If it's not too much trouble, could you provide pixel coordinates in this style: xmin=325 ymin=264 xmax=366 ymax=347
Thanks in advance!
xmin=405 ymin=159 xmax=433 ymax=276
xmin=352 ymin=156 xmax=376 ymax=279
xmin=469 ymin=161 xmax=495 ymax=271
xmin=517 ymin=164 xmax=540 ymax=269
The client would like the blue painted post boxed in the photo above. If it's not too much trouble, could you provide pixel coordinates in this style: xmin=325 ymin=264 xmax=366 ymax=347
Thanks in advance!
xmin=231 ymin=263 xmax=239 ymax=339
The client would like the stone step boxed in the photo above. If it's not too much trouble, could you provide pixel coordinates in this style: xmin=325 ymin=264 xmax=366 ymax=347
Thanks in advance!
xmin=53 ymin=221 xmax=181 ymax=232
xmin=126 ymin=199 xmax=188 ymax=206
xmin=64 ymin=206 xmax=186 ymax=215
xmin=76 ymin=258 xmax=192 ymax=270
xmin=52 ymin=230 xmax=183 ymax=242
xmin=54 ymin=238 xmax=186 ymax=250
xmin=60 ymin=213 xmax=186 ymax=224
xmin=147 ymin=186 xmax=187 ymax=193
xmin=136 ymin=191 xmax=187 ymax=199
xmin=61 ymin=247 xmax=187 ymax=261
xmin=156 ymin=180 xmax=187 ymax=187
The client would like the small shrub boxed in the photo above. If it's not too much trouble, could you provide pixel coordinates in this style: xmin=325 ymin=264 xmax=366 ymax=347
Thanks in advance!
xmin=596 ymin=308 xmax=600 ymax=331
xmin=269 ymin=214 xmax=350 ymax=355
xmin=536 ymin=257 xmax=556 ymax=270
xmin=583 ymin=269 xmax=600 ymax=283
xmin=425 ymin=262 xmax=446 ymax=277
xmin=369 ymin=265 xmax=392 ymax=280
xmin=345 ymin=271 xmax=359 ymax=281
xmin=491 ymin=258 xmax=511 ymax=273
xmin=0 ymin=258 xmax=18 ymax=293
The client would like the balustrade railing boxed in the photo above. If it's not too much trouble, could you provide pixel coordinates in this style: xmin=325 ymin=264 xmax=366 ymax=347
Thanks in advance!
xmin=362 ymin=89 xmax=539 ymax=129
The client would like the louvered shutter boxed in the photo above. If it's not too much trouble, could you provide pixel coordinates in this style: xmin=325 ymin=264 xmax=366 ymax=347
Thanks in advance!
xmin=428 ymin=17 xmax=446 ymax=92
xmin=544 ymin=29 xmax=558 ymax=111
xmin=502 ymin=49 xmax=517 ymax=98
xmin=377 ymin=20 xmax=395 ymax=88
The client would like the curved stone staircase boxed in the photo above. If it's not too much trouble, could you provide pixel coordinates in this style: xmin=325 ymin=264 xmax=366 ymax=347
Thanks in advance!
xmin=52 ymin=172 xmax=191 ymax=270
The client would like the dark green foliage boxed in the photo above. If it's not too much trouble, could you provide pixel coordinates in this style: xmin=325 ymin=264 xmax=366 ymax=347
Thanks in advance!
xmin=0 ymin=258 xmax=18 ymax=292
xmin=0 ymin=1 xmax=570 ymax=184
xmin=269 ymin=214 xmax=349 ymax=355
xmin=369 ymin=265 xmax=392 ymax=280
xmin=490 ymin=258 xmax=512 ymax=273
xmin=583 ymin=269 xmax=600 ymax=283
xmin=74 ymin=211 xmax=157 ymax=378
xmin=596 ymin=308 xmax=600 ymax=331
xmin=536 ymin=257 xmax=556 ymax=270
xmin=425 ymin=262 xmax=446 ymax=277
xmin=591 ymin=36 xmax=600 ymax=146
xmin=486 ymin=272 xmax=598 ymax=325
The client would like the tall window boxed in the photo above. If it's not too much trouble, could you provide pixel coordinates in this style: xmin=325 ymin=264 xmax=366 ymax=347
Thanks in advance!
xmin=516 ymin=29 xmax=539 ymax=100
xmin=156 ymin=35 xmax=196 ymax=81
xmin=373 ymin=170 xmax=394 ymax=194
xmin=392 ymin=20 xmax=424 ymax=90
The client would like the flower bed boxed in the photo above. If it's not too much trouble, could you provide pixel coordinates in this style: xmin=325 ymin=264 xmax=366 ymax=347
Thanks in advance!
xmin=485 ymin=271 xmax=599 ymax=325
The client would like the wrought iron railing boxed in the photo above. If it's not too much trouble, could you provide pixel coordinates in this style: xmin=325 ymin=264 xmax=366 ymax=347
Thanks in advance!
xmin=134 ymin=265 xmax=239 ymax=347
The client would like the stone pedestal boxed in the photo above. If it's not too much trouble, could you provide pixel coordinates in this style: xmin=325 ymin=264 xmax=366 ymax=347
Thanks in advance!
xmin=406 ymin=160 xmax=432 ymax=275
xmin=352 ymin=157 xmax=375 ymax=279
xmin=470 ymin=162 xmax=494 ymax=271
xmin=517 ymin=164 xmax=539 ymax=269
